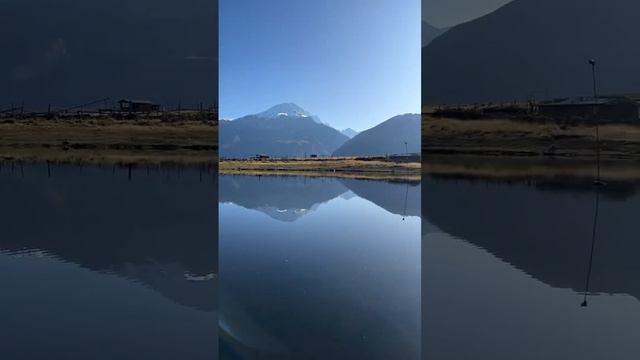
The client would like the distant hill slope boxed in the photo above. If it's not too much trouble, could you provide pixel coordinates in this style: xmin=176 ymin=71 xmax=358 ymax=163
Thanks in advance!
xmin=220 ymin=104 xmax=348 ymax=158
xmin=422 ymin=0 xmax=640 ymax=104
xmin=341 ymin=128 xmax=359 ymax=138
xmin=0 ymin=0 xmax=217 ymax=109
xmin=333 ymin=114 xmax=420 ymax=156
xmin=422 ymin=21 xmax=448 ymax=46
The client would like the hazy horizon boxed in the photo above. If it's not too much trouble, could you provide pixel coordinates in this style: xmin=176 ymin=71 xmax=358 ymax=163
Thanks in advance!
xmin=219 ymin=0 xmax=421 ymax=131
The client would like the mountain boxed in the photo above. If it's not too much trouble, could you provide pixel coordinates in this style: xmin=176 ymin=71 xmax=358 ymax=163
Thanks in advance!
xmin=333 ymin=114 xmax=420 ymax=157
xmin=255 ymin=103 xmax=325 ymax=124
xmin=422 ymin=21 xmax=448 ymax=46
xmin=341 ymin=128 xmax=359 ymax=138
xmin=257 ymin=103 xmax=309 ymax=119
xmin=0 ymin=0 xmax=217 ymax=110
xmin=219 ymin=104 xmax=348 ymax=158
xmin=422 ymin=0 xmax=640 ymax=104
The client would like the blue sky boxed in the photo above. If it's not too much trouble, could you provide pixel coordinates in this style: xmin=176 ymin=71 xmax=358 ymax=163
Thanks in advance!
xmin=220 ymin=0 xmax=420 ymax=131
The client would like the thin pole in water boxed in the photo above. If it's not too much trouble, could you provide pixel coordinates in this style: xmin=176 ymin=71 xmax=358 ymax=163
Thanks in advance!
xmin=402 ymin=183 xmax=409 ymax=221
xmin=582 ymin=187 xmax=601 ymax=307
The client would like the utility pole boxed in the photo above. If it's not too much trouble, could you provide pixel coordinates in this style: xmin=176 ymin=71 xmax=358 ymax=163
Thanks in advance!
xmin=589 ymin=59 xmax=604 ymax=186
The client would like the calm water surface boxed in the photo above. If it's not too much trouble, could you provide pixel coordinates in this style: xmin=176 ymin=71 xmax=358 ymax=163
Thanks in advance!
xmin=219 ymin=175 xmax=421 ymax=359
xmin=422 ymin=174 xmax=640 ymax=360
xmin=0 ymin=162 xmax=217 ymax=360
xmin=8 ymin=161 xmax=635 ymax=358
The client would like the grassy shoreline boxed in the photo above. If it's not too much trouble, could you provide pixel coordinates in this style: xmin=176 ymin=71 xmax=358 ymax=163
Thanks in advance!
xmin=0 ymin=117 xmax=217 ymax=165
xmin=5 ymin=114 xmax=640 ymax=182
xmin=422 ymin=113 xmax=640 ymax=160
xmin=219 ymin=158 xmax=421 ymax=181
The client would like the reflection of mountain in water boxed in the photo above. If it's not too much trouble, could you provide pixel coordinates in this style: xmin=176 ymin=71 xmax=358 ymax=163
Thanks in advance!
xmin=534 ymin=180 xmax=638 ymax=201
xmin=0 ymin=164 xmax=217 ymax=312
xmin=423 ymin=176 xmax=640 ymax=300
xmin=219 ymin=175 xmax=348 ymax=221
xmin=220 ymin=175 xmax=421 ymax=221
xmin=340 ymin=179 xmax=420 ymax=217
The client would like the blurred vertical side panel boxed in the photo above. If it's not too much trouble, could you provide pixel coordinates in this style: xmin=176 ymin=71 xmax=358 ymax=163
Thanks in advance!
xmin=0 ymin=1 xmax=219 ymax=359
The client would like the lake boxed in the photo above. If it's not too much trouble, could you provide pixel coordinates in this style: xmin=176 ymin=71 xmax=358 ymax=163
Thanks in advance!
xmin=6 ymin=160 xmax=634 ymax=359
xmin=219 ymin=175 xmax=421 ymax=359
xmin=0 ymin=162 xmax=218 ymax=360
xmin=422 ymin=171 xmax=640 ymax=360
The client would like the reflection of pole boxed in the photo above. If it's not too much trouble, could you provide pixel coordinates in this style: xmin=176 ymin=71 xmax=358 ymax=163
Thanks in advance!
xmin=402 ymin=183 xmax=409 ymax=221
xmin=581 ymin=187 xmax=601 ymax=307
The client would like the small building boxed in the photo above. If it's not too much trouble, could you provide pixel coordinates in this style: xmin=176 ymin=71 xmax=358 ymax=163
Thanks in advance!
xmin=118 ymin=99 xmax=160 ymax=113
xmin=310 ymin=154 xmax=318 ymax=158
xmin=388 ymin=154 xmax=421 ymax=163
xmin=254 ymin=154 xmax=270 ymax=160
xmin=538 ymin=96 xmax=640 ymax=123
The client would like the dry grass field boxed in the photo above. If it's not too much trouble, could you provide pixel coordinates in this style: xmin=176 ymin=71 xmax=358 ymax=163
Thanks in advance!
xmin=422 ymin=114 xmax=640 ymax=160
xmin=220 ymin=157 xmax=421 ymax=181
xmin=0 ymin=117 xmax=217 ymax=165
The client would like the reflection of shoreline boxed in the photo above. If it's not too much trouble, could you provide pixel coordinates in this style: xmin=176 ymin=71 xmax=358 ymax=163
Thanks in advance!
xmin=221 ymin=169 xmax=420 ymax=182
xmin=423 ymin=154 xmax=640 ymax=183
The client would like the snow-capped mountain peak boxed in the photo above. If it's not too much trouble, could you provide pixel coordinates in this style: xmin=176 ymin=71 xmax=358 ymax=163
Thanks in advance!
xmin=254 ymin=103 xmax=328 ymax=125
xmin=257 ymin=103 xmax=313 ymax=119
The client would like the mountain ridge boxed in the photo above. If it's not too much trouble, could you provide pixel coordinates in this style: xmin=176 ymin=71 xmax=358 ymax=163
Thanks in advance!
xmin=334 ymin=114 xmax=420 ymax=157
xmin=219 ymin=103 xmax=348 ymax=158
xmin=422 ymin=21 xmax=449 ymax=46
xmin=340 ymin=128 xmax=359 ymax=138
xmin=0 ymin=0 xmax=217 ymax=109
xmin=422 ymin=0 xmax=640 ymax=104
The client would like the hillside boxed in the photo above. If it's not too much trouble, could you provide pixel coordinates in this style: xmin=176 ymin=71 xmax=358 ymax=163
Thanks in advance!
xmin=422 ymin=0 xmax=640 ymax=104
xmin=333 ymin=114 xmax=420 ymax=156
xmin=0 ymin=0 xmax=217 ymax=109
xmin=422 ymin=21 xmax=448 ymax=46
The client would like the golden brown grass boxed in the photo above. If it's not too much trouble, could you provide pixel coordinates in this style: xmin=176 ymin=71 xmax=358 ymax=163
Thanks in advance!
xmin=0 ymin=117 xmax=217 ymax=165
xmin=220 ymin=158 xmax=420 ymax=181
xmin=422 ymin=114 xmax=640 ymax=159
